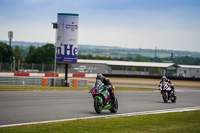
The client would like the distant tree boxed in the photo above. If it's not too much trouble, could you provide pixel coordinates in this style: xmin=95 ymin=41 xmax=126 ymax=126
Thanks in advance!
xmin=88 ymin=53 xmax=94 ymax=59
xmin=119 ymin=57 xmax=131 ymax=61
xmin=149 ymin=57 xmax=162 ymax=62
xmin=195 ymin=57 xmax=200 ymax=65
xmin=0 ymin=42 xmax=14 ymax=62
xmin=78 ymin=50 xmax=200 ymax=65
xmin=173 ymin=56 xmax=196 ymax=65
xmin=25 ymin=45 xmax=36 ymax=63
xmin=78 ymin=53 xmax=114 ymax=60
xmin=14 ymin=46 xmax=22 ymax=62
xmin=31 ymin=43 xmax=55 ymax=64
xmin=134 ymin=55 xmax=150 ymax=62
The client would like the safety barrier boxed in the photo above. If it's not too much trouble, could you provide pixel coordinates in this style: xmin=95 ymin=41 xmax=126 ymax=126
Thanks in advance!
xmin=0 ymin=77 xmax=87 ymax=87
xmin=0 ymin=73 xmax=96 ymax=78
xmin=0 ymin=77 xmax=46 ymax=86
xmin=68 ymin=78 xmax=87 ymax=87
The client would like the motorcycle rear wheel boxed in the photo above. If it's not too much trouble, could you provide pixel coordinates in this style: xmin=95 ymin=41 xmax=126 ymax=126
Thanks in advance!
xmin=109 ymin=98 xmax=118 ymax=113
xmin=171 ymin=93 xmax=177 ymax=103
xmin=94 ymin=97 xmax=102 ymax=114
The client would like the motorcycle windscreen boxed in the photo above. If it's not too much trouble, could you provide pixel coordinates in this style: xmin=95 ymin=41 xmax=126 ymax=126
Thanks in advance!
xmin=162 ymin=79 xmax=166 ymax=88
xmin=94 ymin=79 xmax=102 ymax=89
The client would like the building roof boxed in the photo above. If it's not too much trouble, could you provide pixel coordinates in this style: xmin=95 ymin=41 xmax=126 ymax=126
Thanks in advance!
xmin=178 ymin=65 xmax=200 ymax=69
xmin=77 ymin=59 xmax=175 ymax=68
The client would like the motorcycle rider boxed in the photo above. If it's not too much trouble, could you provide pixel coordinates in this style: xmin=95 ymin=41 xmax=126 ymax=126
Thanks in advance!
xmin=159 ymin=76 xmax=175 ymax=93
xmin=96 ymin=73 xmax=116 ymax=102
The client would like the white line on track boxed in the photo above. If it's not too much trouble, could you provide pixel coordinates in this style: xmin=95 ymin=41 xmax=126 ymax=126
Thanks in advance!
xmin=0 ymin=106 xmax=199 ymax=128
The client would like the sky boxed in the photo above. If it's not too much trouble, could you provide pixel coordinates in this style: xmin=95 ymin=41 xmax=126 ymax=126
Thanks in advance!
xmin=0 ymin=0 xmax=200 ymax=52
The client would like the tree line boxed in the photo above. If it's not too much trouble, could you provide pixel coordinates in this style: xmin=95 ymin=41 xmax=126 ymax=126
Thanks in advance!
xmin=0 ymin=41 xmax=200 ymax=65
xmin=79 ymin=54 xmax=200 ymax=65
xmin=0 ymin=42 xmax=54 ymax=64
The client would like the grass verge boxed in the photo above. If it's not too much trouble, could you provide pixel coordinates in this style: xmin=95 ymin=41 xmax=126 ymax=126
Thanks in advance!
xmin=0 ymin=110 xmax=199 ymax=133
xmin=0 ymin=85 xmax=156 ymax=91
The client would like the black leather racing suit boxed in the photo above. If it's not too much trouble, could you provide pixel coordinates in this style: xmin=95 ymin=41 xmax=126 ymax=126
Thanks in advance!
xmin=96 ymin=74 xmax=116 ymax=101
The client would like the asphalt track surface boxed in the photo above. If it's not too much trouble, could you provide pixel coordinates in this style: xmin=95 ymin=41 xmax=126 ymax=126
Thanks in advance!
xmin=0 ymin=85 xmax=200 ymax=126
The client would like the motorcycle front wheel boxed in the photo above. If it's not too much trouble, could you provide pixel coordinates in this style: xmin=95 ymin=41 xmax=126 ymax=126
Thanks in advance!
xmin=162 ymin=91 xmax=168 ymax=103
xmin=94 ymin=97 xmax=102 ymax=114
xmin=109 ymin=98 xmax=118 ymax=113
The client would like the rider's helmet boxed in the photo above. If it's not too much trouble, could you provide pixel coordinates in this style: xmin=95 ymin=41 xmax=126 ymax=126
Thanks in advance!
xmin=96 ymin=73 xmax=105 ymax=82
xmin=162 ymin=76 xmax=168 ymax=81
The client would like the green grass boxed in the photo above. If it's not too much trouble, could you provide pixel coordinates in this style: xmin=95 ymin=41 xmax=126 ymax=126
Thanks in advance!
xmin=0 ymin=110 xmax=199 ymax=133
xmin=0 ymin=85 xmax=156 ymax=91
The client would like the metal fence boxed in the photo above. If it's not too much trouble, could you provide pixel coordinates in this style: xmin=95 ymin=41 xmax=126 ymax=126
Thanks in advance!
xmin=0 ymin=62 xmax=109 ymax=74
xmin=0 ymin=62 xmax=65 ymax=73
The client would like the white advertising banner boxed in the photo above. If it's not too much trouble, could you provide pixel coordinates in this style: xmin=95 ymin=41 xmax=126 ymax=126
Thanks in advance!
xmin=56 ymin=13 xmax=79 ymax=63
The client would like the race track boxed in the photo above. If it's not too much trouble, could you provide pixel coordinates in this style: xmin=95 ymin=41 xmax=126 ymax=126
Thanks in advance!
xmin=0 ymin=86 xmax=200 ymax=126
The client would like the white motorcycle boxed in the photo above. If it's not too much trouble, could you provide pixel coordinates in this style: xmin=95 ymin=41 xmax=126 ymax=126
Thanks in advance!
xmin=159 ymin=81 xmax=176 ymax=103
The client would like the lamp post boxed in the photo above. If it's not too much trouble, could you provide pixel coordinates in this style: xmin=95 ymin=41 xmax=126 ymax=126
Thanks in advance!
xmin=8 ymin=31 xmax=14 ymax=71
xmin=8 ymin=31 xmax=13 ymax=46
xmin=52 ymin=23 xmax=58 ymax=87
xmin=13 ymin=57 xmax=15 ymax=72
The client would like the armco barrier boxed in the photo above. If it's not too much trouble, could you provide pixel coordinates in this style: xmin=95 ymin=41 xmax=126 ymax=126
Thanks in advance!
xmin=0 ymin=77 xmax=87 ymax=87
xmin=68 ymin=78 xmax=87 ymax=87
xmin=0 ymin=77 xmax=44 ymax=86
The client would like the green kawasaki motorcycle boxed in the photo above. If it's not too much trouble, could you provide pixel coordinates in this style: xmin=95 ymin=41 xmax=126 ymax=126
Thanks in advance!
xmin=89 ymin=79 xmax=118 ymax=114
